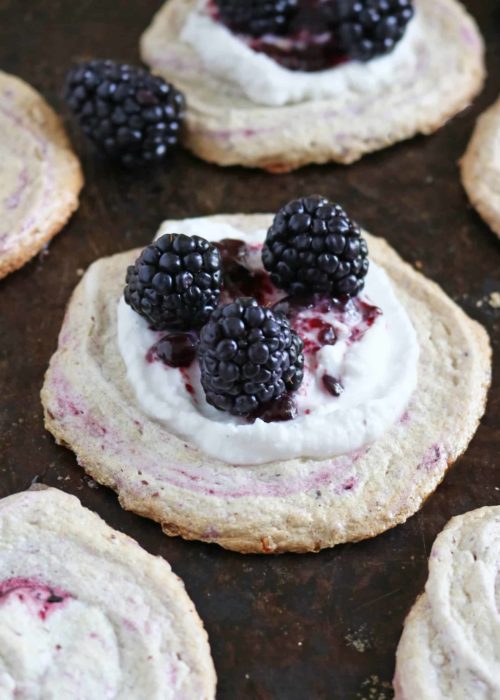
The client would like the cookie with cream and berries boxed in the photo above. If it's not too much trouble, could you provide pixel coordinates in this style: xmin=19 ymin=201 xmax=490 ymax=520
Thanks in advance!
xmin=42 ymin=198 xmax=490 ymax=553
xmin=0 ymin=486 xmax=216 ymax=698
xmin=0 ymin=70 xmax=83 ymax=279
xmin=140 ymin=0 xmax=485 ymax=171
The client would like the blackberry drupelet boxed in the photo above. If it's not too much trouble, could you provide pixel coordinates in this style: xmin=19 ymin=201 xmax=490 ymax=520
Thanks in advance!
xmin=334 ymin=0 xmax=414 ymax=62
xmin=65 ymin=60 xmax=185 ymax=166
xmin=198 ymin=298 xmax=304 ymax=416
xmin=214 ymin=0 xmax=298 ymax=37
xmin=262 ymin=195 xmax=369 ymax=298
xmin=124 ymin=234 xmax=222 ymax=331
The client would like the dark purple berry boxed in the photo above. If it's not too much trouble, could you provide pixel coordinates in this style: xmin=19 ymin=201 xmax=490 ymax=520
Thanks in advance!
xmin=124 ymin=234 xmax=222 ymax=330
xmin=214 ymin=0 xmax=298 ymax=37
xmin=65 ymin=60 xmax=185 ymax=166
xmin=334 ymin=0 xmax=415 ymax=61
xmin=263 ymin=195 xmax=369 ymax=298
xmin=198 ymin=298 xmax=304 ymax=416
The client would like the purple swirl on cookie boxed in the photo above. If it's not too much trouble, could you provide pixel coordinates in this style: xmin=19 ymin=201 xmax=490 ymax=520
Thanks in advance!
xmin=0 ymin=577 xmax=71 ymax=621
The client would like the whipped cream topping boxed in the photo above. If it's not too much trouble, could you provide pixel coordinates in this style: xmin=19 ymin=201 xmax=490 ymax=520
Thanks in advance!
xmin=180 ymin=0 xmax=423 ymax=107
xmin=117 ymin=219 xmax=419 ymax=465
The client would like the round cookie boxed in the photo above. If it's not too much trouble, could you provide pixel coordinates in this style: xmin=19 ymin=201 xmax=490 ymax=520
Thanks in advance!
xmin=0 ymin=70 xmax=83 ymax=279
xmin=140 ymin=0 xmax=485 ymax=172
xmin=0 ymin=486 xmax=216 ymax=699
xmin=41 ymin=214 xmax=491 ymax=554
xmin=461 ymin=96 xmax=500 ymax=239
xmin=393 ymin=506 xmax=500 ymax=699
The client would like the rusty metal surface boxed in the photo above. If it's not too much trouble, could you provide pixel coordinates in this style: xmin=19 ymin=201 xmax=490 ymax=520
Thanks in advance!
xmin=0 ymin=1 xmax=499 ymax=697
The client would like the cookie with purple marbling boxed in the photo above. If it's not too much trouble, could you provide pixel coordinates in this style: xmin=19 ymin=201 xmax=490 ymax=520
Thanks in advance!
xmin=0 ymin=70 xmax=83 ymax=279
xmin=41 ymin=213 xmax=490 ymax=553
xmin=140 ymin=0 xmax=484 ymax=172
xmin=0 ymin=486 xmax=216 ymax=698
xmin=394 ymin=506 xmax=500 ymax=699
xmin=461 ymin=96 xmax=500 ymax=240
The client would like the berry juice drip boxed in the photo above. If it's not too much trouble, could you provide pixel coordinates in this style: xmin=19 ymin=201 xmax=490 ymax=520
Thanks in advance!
xmin=215 ymin=238 xmax=275 ymax=305
xmin=249 ymin=393 xmax=298 ymax=423
xmin=274 ymin=294 xmax=381 ymax=356
xmin=147 ymin=331 xmax=199 ymax=367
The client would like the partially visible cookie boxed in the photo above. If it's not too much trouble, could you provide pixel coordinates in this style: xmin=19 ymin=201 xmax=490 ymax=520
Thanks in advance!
xmin=394 ymin=506 xmax=500 ymax=699
xmin=0 ymin=486 xmax=216 ymax=699
xmin=461 ymin=97 xmax=500 ymax=239
xmin=41 ymin=214 xmax=491 ymax=554
xmin=140 ymin=0 xmax=485 ymax=171
xmin=0 ymin=71 xmax=83 ymax=279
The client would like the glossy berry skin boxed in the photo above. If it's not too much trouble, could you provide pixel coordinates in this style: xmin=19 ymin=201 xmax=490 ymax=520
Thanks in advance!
xmin=65 ymin=60 xmax=185 ymax=166
xmin=124 ymin=234 xmax=222 ymax=331
xmin=262 ymin=195 xmax=369 ymax=298
xmin=214 ymin=0 xmax=298 ymax=37
xmin=335 ymin=0 xmax=414 ymax=62
xmin=198 ymin=298 xmax=304 ymax=416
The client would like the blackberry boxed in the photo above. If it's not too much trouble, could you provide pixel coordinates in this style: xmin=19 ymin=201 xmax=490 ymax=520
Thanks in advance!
xmin=198 ymin=298 xmax=304 ymax=416
xmin=214 ymin=0 xmax=298 ymax=37
xmin=262 ymin=195 xmax=369 ymax=298
xmin=334 ymin=0 xmax=414 ymax=62
xmin=124 ymin=234 xmax=222 ymax=331
xmin=65 ymin=60 xmax=185 ymax=166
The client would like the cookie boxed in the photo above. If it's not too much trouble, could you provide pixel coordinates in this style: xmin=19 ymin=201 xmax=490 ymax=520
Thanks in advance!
xmin=0 ymin=70 xmax=83 ymax=279
xmin=461 ymin=96 xmax=500 ymax=239
xmin=41 ymin=214 xmax=491 ymax=554
xmin=0 ymin=486 xmax=216 ymax=698
xmin=140 ymin=0 xmax=485 ymax=172
xmin=393 ymin=506 xmax=500 ymax=699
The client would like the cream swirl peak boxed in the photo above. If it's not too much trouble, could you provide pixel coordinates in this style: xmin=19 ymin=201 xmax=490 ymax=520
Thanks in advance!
xmin=117 ymin=218 xmax=419 ymax=465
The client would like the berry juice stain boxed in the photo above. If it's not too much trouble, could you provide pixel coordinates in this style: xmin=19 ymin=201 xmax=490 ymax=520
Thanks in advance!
xmin=0 ymin=577 xmax=70 ymax=620
xmin=147 ymin=331 xmax=199 ymax=368
xmin=180 ymin=368 xmax=195 ymax=396
xmin=215 ymin=238 xmax=275 ymax=305
xmin=249 ymin=393 xmax=298 ymax=423
xmin=323 ymin=374 xmax=344 ymax=397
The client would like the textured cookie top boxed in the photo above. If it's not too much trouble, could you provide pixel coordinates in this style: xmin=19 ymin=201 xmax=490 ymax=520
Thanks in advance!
xmin=0 ymin=70 xmax=83 ymax=279
xmin=0 ymin=487 xmax=216 ymax=699
xmin=394 ymin=506 xmax=500 ymax=699
xmin=41 ymin=214 xmax=491 ymax=553
xmin=461 ymin=96 xmax=500 ymax=240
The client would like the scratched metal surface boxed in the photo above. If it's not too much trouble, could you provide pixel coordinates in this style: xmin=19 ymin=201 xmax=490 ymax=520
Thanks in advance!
xmin=0 ymin=1 xmax=499 ymax=697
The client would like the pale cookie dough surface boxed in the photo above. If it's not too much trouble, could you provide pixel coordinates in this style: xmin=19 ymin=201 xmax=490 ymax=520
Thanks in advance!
xmin=393 ymin=506 xmax=500 ymax=700
xmin=0 ymin=70 xmax=83 ymax=279
xmin=140 ymin=0 xmax=485 ymax=171
xmin=41 ymin=215 xmax=491 ymax=554
xmin=0 ymin=486 xmax=216 ymax=700
xmin=461 ymin=96 xmax=500 ymax=239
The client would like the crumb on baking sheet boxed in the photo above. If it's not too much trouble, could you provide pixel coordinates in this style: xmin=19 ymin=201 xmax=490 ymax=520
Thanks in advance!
xmin=356 ymin=674 xmax=393 ymax=700
xmin=345 ymin=624 xmax=372 ymax=653
xmin=488 ymin=291 xmax=500 ymax=309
